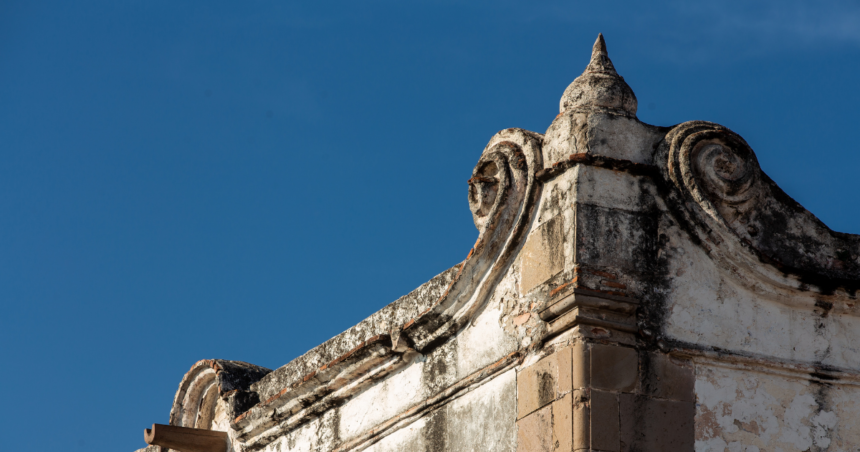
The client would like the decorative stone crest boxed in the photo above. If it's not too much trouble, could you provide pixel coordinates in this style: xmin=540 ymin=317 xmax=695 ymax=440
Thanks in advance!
xmin=657 ymin=121 xmax=860 ymax=295
xmin=228 ymin=129 xmax=545 ymax=448
xmin=406 ymin=128 xmax=544 ymax=351
xmin=171 ymin=360 xmax=271 ymax=430
xmin=560 ymin=34 xmax=637 ymax=116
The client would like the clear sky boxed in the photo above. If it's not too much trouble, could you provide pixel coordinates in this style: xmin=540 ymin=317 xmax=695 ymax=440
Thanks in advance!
xmin=1 ymin=1 xmax=858 ymax=451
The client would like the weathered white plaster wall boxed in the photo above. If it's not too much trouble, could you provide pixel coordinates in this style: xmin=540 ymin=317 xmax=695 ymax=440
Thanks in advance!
xmin=264 ymin=410 xmax=339 ymax=452
xmin=456 ymin=305 xmax=518 ymax=377
xmin=345 ymin=368 xmax=516 ymax=452
xmin=664 ymin=231 xmax=860 ymax=372
xmin=446 ymin=368 xmax=517 ymax=452
xmin=695 ymin=364 xmax=860 ymax=451
xmin=362 ymin=417 xmax=429 ymax=452
xmin=339 ymin=359 xmax=426 ymax=440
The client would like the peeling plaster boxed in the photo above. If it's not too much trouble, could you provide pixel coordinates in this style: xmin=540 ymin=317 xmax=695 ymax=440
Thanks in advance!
xmin=695 ymin=365 xmax=860 ymax=451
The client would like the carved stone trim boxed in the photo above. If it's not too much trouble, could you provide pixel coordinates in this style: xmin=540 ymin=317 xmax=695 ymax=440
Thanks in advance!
xmin=656 ymin=121 xmax=860 ymax=298
xmin=231 ymin=336 xmax=403 ymax=440
xmin=535 ymin=153 xmax=658 ymax=182
xmin=539 ymin=289 xmax=639 ymax=343
xmin=230 ymin=128 xmax=545 ymax=447
xmin=171 ymin=363 xmax=218 ymax=429
xmin=670 ymin=347 xmax=860 ymax=387
xmin=234 ymin=341 xmax=412 ymax=449
xmin=170 ymin=359 xmax=271 ymax=431
xmin=540 ymin=288 xmax=638 ymax=321
xmin=400 ymin=127 xmax=544 ymax=352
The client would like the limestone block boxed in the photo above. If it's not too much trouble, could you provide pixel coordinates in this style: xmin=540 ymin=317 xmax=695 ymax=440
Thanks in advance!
xmin=520 ymin=216 xmax=564 ymax=295
xmin=552 ymin=393 xmax=573 ymax=452
xmin=571 ymin=342 xmax=589 ymax=390
xmin=517 ymin=353 xmax=563 ymax=419
xmin=516 ymin=405 xmax=553 ymax=452
xmin=620 ymin=394 xmax=694 ymax=452
xmin=590 ymin=389 xmax=620 ymax=452
xmin=590 ymin=343 xmax=638 ymax=392
xmin=572 ymin=390 xmax=590 ymax=451
xmin=640 ymin=353 xmax=694 ymax=402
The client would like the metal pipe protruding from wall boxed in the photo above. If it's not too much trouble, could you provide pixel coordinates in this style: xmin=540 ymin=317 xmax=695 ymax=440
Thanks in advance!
xmin=144 ymin=423 xmax=228 ymax=452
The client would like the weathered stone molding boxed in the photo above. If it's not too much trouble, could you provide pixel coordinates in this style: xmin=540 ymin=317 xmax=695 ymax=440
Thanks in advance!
xmin=249 ymin=265 xmax=461 ymax=406
xmin=224 ymin=266 xmax=460 ymax=450
xmin=332 ymin=351 xmax=522 ymax=452
xmin=535 ymin=153 xmax=659 ymax=182
xmin=539 ymin=288 xmax=639 ymax=342
xmin=171 ymin=359 xmax=271 ymax=431
xmin=656 ymin=121 xmax=860 ymax=299
xmin=670 ymin=347 xmax=860 ymax=387
xmin=405 ymin=128 xmax=543 ymax=352
xmin=229 ymin=128 xmax=544 ymax=450
xmin=235 ymin=337 xmax=409 ymax=449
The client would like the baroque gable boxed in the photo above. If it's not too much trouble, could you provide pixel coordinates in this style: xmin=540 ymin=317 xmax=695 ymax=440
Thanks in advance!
xmin=138 ymin=35 xmax=860 ymax=452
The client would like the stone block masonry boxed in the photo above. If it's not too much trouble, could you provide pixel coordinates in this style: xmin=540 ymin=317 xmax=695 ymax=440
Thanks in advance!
xmin=516 ymin=342 xmax=694 ymax=451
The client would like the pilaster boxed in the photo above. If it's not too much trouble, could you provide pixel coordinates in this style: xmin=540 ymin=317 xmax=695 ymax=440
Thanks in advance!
xmin=516 ymin=34 xmax=695 ymax=452
xmin=516 ymin=340 xmax=695 ymax=451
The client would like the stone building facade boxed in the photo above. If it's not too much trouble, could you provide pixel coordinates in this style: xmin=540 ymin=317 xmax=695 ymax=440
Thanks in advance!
xmin=137 ymin=35 xmax=860 ymax=452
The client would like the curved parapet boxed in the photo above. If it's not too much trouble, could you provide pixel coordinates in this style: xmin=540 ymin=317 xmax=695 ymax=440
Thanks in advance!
xmin=230 ymin=128 xmax=544 ymax=450
xmin=170 ymin=359 xmax=271 ymax=431
xmin=403 ymin=127 xmax=544 ymax=351
xmin=655 ymin=121 xmax=860 ymax=297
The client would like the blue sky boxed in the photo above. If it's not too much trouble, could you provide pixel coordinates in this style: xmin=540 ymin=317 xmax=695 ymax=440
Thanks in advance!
xmin=1 ymin=1 xmax=858 ymax=451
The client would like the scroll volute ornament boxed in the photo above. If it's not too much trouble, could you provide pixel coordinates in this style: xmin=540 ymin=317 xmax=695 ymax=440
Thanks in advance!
xmin=468 ymin=145 xmax=525 ymax=233
xmin=465 ymin=129 xmax=542 ymax=277
xmin=658 ymin=121 xmax=860 ymax=294
xmin=403 ymin=129 xmax=542 ymax=351
xmin=664 ymin=122 xmax=762 ymax=220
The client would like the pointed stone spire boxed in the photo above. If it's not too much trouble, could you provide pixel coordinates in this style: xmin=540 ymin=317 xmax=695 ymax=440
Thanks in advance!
xmin=559 ymin=34 xmax=637 ymax=115
xmin=586 ymin=33 xmax=616 ymax=74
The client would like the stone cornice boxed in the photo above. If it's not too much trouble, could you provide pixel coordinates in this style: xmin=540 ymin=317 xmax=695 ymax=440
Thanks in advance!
xmin=535 ymin=153 xmax=659 ymax=182
xmin=229 ymin=127 xmax=546 ymax=449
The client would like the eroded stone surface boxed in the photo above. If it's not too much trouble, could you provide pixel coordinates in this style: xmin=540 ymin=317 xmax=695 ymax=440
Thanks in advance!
xmin=252 ymin=264 xmax=461 ymax=403
xmin=695 ymin=365 xmax=860 ymax=451
xmin=520 ymin=215 xmax=564 ymax=295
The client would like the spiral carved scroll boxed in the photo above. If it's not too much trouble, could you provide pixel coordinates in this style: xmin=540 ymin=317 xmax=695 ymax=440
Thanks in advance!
xmin=662 ymin=121 xmax=762 ymax=221
xmin=658 ymin=121 xmax=860 ymax=294
xmin=403 ymin=129 xmax=543 ymax=351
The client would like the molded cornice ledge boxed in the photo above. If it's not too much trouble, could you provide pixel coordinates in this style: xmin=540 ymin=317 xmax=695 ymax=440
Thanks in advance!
xmin=232 ymin=336 xmax=410 ymax=448
xmin=230 ymin=128 xmax=545 ymax=449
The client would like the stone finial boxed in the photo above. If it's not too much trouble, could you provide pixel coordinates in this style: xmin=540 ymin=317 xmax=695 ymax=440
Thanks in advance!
xmin=559 ymin=34 xmax=637 ymax=115
xmin=586 ymin=33 xmax=616 ymax=74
